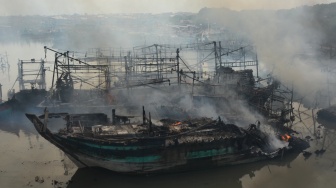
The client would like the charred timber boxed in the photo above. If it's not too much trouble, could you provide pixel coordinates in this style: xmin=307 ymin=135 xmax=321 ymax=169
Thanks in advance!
xmin=26 ymin=109 xmax=309 ymax=174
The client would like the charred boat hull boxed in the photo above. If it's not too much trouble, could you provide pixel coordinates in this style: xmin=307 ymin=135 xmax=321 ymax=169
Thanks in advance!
xmin=51 ymin=135 xmax=277 ymax=174
xmin=26 ymin=113 xmax=299 ymax=174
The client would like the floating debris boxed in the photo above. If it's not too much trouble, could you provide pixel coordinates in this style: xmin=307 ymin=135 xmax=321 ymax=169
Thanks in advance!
xmin=35 ymin=176 xmax=44 ymax=183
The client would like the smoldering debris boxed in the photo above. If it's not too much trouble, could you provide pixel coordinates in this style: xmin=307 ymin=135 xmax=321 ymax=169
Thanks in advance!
xmin=35 ymin=176 xmax=44 ymax=183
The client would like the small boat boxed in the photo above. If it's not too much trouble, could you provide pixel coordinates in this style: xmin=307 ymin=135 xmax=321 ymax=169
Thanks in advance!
xmin=315 ymin=105 xmax=336 ymax=130
xmin=0 ymin=97 xmax=22 ymax=120
xmin=26 ymin=108 xmax=308 ymax=175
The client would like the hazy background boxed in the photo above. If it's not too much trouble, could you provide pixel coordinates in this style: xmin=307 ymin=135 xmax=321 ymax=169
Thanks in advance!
xmin=1 ymin=0 xmax=336 ymax=15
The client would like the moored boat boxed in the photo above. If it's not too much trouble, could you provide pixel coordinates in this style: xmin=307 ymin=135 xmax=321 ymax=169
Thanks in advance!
xmin=26 ymin=108 xmax=308 ymax=174
xmin=0 ymin=97 xmax=21 ymax=120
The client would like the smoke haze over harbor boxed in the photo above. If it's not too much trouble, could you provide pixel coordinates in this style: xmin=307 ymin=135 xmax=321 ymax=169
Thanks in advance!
xmin=1 ymin=1 xmax=336 ymax=187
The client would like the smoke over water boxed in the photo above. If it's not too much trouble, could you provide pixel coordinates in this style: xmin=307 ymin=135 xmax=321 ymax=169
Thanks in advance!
xmin=196 ymin=4 xmax=336 ymax=107
xmin=2 ymin=2 xmax=336 ymax=188
xmin=45 ymin=2 xmax=336 ymax=110
xmin=1 ymin=2 xmax=334 ymax=128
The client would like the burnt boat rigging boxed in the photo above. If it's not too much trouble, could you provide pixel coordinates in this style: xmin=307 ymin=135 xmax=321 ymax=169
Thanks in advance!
xmin=1 ymin=59 xmax=47 ymax=117
xmin=41 ymin=43 xmax=296 ymax=130
xmin=44 ymin=46 xmax=111 ymax=105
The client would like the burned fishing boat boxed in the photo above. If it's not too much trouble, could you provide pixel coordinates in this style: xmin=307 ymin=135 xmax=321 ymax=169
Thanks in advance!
xmin=23 ymin=45 xmax=307 ymax=174
xmin=0 ymin=97 xmax=21 ymax=120
xmin=316 ymin=105 xmax=336 ymax=129
xmin=4 ymin=59 xmax=47 ymax=115
xmin=26 ymin=108 xmax=308 ymax=174
xmin=317 ymin=105 xmax=336 ymax=122
xmin=38 ymin=45 xmax=295 ymax=126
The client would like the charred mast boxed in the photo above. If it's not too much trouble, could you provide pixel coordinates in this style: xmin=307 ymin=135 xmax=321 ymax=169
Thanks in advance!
xmin=40 ymin=41 xmax=294 ymax=125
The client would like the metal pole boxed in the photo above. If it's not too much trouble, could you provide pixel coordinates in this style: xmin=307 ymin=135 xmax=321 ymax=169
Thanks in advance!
xmin=142 ymin=106 xmax=146 ymax=124
xmin=243 ymin=47 xmax=245 ymax=70
xmin=256 ymin=54 xmax=259 ymax=78
xmin=20 ymin=60 xmax=23 ymax=90
xmin=214 ymin=41 xmax=217 ymax=75
xmin=41 ymin=59 xmax=46 ymax=89
xmin=176 ymin=48 xmax=180 ymax=85
xmin=219 ymin=41 xmax=222 ymax=68
xmin=67 ymin=51 xmax=70 ymax=73
xmin=155 ymin=44 xmax=159 ymax=79
xmin=125 ymin=56 xmax=128 ymax=88
xmin=0 ymin=83 xmax=2 ymax=103
xmin=290 ymin=82 xmax=294 ymax=126
xmin=51 ymin=54 xmax=57 ymax=90
xmin=312 ymin=109 xmax=316 ymax=137
xmin=56 ymin=56 xmax=59 ymax=82
xmin=112 ymin=109 xmax=116 ymax=124
xmin=327 ymin=72 xmax=331 ymax=107
xmin=192 ymin=71 xmax=195 ymax=95
xmin=149 ymin=112 xmax=152 ymax=134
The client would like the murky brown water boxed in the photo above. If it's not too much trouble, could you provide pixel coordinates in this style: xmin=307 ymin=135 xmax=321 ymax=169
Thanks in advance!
xmin=1 ymin=43 xmax=336 ymax=188
xmin=0 ymin=128 xmax=75 ymax=188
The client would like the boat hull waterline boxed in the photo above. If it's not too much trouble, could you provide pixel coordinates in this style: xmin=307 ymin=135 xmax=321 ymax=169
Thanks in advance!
xmin=26 ymin=113 xmax=285 ymax=174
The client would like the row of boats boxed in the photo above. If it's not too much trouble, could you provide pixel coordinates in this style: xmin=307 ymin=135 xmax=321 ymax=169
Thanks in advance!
xmin=0 ymin=45 xmax=310 ymax=174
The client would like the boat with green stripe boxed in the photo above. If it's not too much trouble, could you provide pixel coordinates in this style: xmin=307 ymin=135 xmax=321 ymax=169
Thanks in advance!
xmin=25 ymin=108 xmax=308 ymax=174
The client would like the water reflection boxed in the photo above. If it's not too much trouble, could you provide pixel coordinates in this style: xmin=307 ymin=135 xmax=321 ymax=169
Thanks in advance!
xmin=0 ymin=130 xmax=75 ymax=188
xmin=0 ymin=116 xmax=37 ymax=135
xmin=67 ymin=152 xmax=301 ymax=188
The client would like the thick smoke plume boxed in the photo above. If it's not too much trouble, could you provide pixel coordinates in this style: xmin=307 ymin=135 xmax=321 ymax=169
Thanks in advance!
xmin=195 ymin=4 xmax=336 ymax=107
